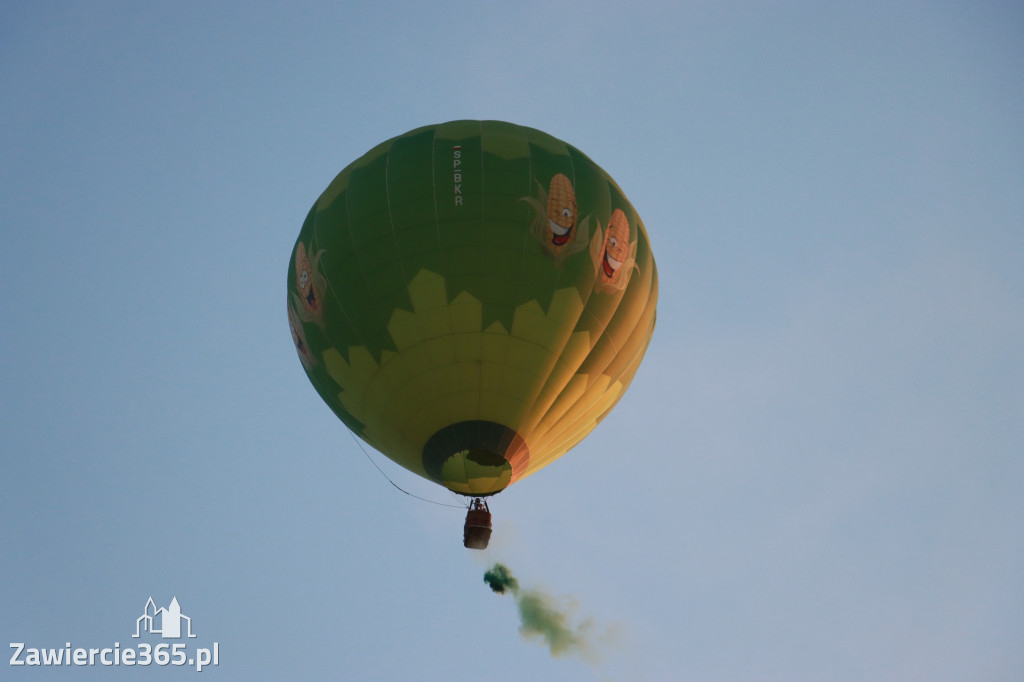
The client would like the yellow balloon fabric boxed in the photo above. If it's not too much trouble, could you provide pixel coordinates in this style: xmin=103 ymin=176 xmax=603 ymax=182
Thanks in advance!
xmin=288 ymin=120 xmax=657 ymax=496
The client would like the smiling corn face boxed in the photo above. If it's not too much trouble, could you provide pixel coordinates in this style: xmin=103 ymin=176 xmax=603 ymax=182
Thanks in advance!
xmin=294 ymin=242 xmax=319 ymax=315
xmin=545 ymin=173 xmax=578 ymax=249
xmin=599 ymin=208 xmax=631 ymax=284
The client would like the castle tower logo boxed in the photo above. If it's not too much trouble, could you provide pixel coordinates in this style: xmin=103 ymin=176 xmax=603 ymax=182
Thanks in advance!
xmin=133 ymin=597 xmax=196 ymax=639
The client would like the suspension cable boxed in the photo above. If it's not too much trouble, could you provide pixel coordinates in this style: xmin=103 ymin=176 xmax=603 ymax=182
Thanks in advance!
xmin=344 ymin=429 xmax=467 ymax=509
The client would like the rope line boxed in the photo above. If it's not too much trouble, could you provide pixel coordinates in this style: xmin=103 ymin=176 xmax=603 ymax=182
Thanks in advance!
xmin=345 ymin=430 xmax=467 ymax=509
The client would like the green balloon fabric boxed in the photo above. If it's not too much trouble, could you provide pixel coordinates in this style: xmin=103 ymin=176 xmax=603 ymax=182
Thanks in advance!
xmin=288 ymin=120 xmax=658 ymax=496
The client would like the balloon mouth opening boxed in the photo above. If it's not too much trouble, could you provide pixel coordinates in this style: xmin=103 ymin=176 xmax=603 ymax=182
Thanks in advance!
xmin=422 ymin=420 xmax=529 ymax=496
xmin=441 ymin=450 xmax=511 ymax=497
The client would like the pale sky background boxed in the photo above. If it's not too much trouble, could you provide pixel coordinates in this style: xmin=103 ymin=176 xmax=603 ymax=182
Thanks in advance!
xmin=2 ymin=1 xmax=1022 ymax=680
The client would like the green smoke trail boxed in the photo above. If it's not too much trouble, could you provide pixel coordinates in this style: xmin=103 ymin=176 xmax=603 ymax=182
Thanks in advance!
xmin=483 ymin=563 xmax=597 ymax=660
xmin=516 ymin=591 xmax=594 ymax=657
xmin=483 ymin=563 xmax=519 ymax=594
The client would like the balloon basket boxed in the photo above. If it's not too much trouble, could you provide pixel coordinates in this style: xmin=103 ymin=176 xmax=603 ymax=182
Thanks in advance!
xmin=463 ymin=499 xmax=492 ymax=550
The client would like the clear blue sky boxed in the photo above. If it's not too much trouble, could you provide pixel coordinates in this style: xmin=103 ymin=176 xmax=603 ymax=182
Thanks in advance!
xmin=2 ymin=1 xmax=1022 ymax=680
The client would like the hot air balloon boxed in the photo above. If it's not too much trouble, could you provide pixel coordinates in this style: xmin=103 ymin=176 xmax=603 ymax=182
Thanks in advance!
xmin=287 ymin=120 xmax=657 ymax=548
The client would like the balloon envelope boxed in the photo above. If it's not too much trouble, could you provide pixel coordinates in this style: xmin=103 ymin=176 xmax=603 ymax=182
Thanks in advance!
xmin=288 ymin=120 xmax=657 ymax=496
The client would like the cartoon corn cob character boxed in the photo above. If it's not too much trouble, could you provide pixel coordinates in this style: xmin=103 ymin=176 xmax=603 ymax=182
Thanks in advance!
xmin=592 ymin=208 xmax=638 ymax=294
xmin=600 ymin=209 xmax=630 ymax=280
xmin=545 ymin=173 xmax=578 ymax=248
xmin=521 ymin=173 xmax=591 ymax=264
xmin=296 ymin=242 xmax=321 ymax=314
xmin=292 ymin=241 xmax=327 ymax=327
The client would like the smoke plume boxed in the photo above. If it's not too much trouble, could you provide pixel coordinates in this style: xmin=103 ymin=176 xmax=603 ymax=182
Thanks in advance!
xmin=483 ymin=563 xmax=519 ymax=594
xmin=483 ymin=563 xmax=599 ymax=660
